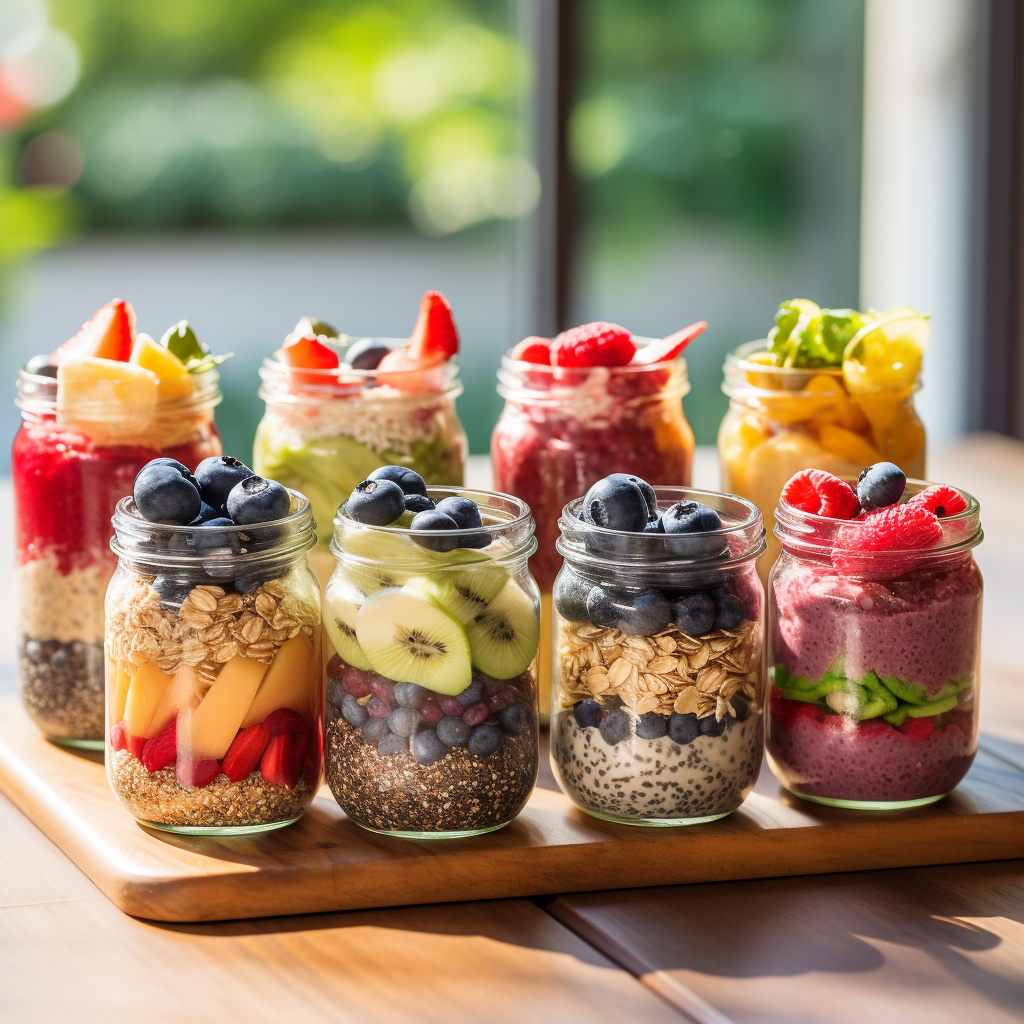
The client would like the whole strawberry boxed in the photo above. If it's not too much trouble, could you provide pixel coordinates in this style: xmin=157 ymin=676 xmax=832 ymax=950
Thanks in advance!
xmin=552 ymin=322 xmax=635 ymax=368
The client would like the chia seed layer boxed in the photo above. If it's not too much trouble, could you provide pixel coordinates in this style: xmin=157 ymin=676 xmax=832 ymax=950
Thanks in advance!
xmin=19 ymin=638 xmax=105 ymax=740
xmin=325 ymin=714 xmax=538 ymax=833
xmin=552 ymin=711 xmax=763 ymax=821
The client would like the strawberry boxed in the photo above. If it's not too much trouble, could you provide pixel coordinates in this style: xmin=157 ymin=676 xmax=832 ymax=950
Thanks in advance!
xmin=781 ymin=469 xmax=859 ymax=519
xmin=906 ymin=484 xmax=967 ymax=518
xmin=261 ymin=708 xmax=306 ymax=735
xmin=288 ymin=730 xmax=309 ymax=783
xmin=50 ymin=299 xmax=136 ymax=366
xmin=407 ymin=290 xmax=459 ymax=363
xmin=279 ymin=331 xmax=339 ymax=387
xmin=221 ymin=726 xmax=271 ymax=783
xmin=551 ymin=322 xmax=635 ymax=368
xmin=375 ymin=346 xmax=448 ymax=393
xmin=127 ymin=733 xmax=147 ymax=761
xmin=177 ymin=757 xmax=220 ymax=789
xmin=109 ymin=720 xmax=127 ymax=752
xmin=142 ymin=720 xmax=178 ymax=773
xmin=509 ymin=336 xmax=552 ymax=364
xmin=631 ymin=321 xmax=708 ymax=364
xmin=260 ymin=733 xmax=298 ymax=788
xmin=900 ymin=716 xmax=936 ymax=743
xmin=832 ymin=503 xmax=943 ymax=576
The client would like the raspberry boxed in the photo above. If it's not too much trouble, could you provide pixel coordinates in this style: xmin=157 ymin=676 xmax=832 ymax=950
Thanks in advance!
xmin=552 ymin=322 xmax=635 ymax=367
xmin=781 ymin=469 xmax=859 ymax=519
xmin=509 ymin=336 xmax=551 ymax=364
xmin=832 ymin=503 xmax=943 ymax=575
xmin=906 ymin=484 xmax=967 ymax=518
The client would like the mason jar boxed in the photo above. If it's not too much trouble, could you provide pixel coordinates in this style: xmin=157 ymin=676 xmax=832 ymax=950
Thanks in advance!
xmin=105 ymin=490 xmax=323 ymax=835
xmin=719 ymin=340 xmax=926 ymax=579
xmin=254 ymin=342 xmax=467 ymax=587
xmin=492 ymin=346 xmax=695 ymax=722
xmin=767 ymin=479 xmax=982 ymax=809
xmin=14 ymin=362 xmax=222 ymax=748
xmin=550 ymin=486 xmax=766 ymax=826
xmin=322 ymin=487 xmax=540 ymax=838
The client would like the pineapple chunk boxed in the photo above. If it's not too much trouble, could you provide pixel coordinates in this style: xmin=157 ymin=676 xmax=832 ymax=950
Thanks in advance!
xmin=57 ymin=357 xmax=158 ymax=429
xmin=240 ymin=632 xmax=313 ymax=728
xmin=110 ymin=660 xmax=132 ymax=726
xmin=184 ymin=655 xmax=269 ymax=760
xmin=123 ymin=662 xmax=174 ymax=739
xmin=130 ymin=333 xmax=194 ymax=400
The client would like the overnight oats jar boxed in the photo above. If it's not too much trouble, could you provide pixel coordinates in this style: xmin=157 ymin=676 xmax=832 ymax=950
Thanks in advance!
xmin=14 ymin=302 xmax=223 ymax=748
xmin=767 ymin=471 xmax=982 ymax=809
xmin=550 ymin=476 xmax=766 ymax=826
xmin=254 ymin=297 xmax=467 ymax=586
xmin=322 ymin=482 xmax=540 ymax=838
xmin=492 ymin=323 xmax=702 ymax=720
xmin=105 ymin=489 xmax=323 ymax=834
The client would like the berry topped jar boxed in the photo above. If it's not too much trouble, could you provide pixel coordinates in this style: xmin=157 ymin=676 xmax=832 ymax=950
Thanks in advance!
xmin=767 ymin=464 xmax=982 ymax=809
xmin=14 ymin=302 xmax=224 ymax=748
xmin=254 ymin=294 xmax=467 ymax=587
xmin=551 ymin=475 xmax=766 ymax=826
xmin=491 ymin=322 xmax=705 ymax=719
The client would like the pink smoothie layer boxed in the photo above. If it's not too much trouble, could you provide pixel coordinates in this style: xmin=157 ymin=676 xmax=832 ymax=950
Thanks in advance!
xmin=773 ymin=558 xmax=982 ymax=697
xmin=767 ymin=699 xmax=976 ymax=802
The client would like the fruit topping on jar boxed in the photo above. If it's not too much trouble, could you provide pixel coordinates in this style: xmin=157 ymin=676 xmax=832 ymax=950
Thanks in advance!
xmin=376 ymin=290 xmax=460 ymax=392
xmin=781 ymin=468 xmax=860 ymax=518
xmin=906 ymin=484 xmax=968 ymax=518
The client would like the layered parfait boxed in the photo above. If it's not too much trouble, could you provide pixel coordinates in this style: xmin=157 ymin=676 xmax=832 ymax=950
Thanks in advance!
xmin=322 ymin=467 xmax=540 ymax=838
xmin=105 ymin=456 xmax=323 ymax=833
xmin=550 ymin=474 xmax=766 ymax=826
xmin=719 ymin=300 xmax=928 ymax=577
xmin=767 ymin=463 xmax=982 ymax=808
xmin=14 ymin=300 xmax=225 ymax=747
xmin=492 ymin=321 xmax=705 ymax=718
xmin=254 ymin=291 xmax=467 ymax=585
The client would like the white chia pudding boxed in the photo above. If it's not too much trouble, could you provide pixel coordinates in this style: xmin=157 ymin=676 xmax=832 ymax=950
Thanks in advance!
xmin=552 ymin=710 xmax=763 ymax=822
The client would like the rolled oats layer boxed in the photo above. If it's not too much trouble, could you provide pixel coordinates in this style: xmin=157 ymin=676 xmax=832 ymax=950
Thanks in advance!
xmin=18 ymin=555 xmax=107 ymax=643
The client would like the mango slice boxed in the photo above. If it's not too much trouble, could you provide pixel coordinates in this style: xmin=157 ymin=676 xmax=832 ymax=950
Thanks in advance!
xmin=184 ymin=655 xmax=268 ymax=760
xmin=123 ymin=662 xmax=174 ymax=739
xmin=240 ymin=632 xmax=314 ymax=727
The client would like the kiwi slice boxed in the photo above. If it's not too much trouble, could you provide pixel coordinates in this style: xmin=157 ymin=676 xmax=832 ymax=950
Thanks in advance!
xmin=465 ymin=580 xmax=540 ymax=680
xmin=405 ymin=564 xmax=509 ymax=625
xmin=324 ymin=579 xmax=372 ymax=671
xmin=355 ymin=586 xmax=472 ymax=695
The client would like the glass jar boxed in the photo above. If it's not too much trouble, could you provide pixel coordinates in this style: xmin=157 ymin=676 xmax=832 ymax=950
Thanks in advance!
xmin=105 ymin=491 xmax=323 ymax=835
xmin=719 ymin=340 xmax=926 ymax=579
xmin=323 ymin=487 xmax=540 ymax=838
xmin=766 ymin=480 xmax=982 ymax=809
xmin=492 ymin=346 xmax=695 ymax=721
xmin=254 ymin=343 xmax=467 ymax=587
xmin=551 ymin=486 xmax=766 ymax=826
xmin=14 ymin=363 xmax=223 ymax=748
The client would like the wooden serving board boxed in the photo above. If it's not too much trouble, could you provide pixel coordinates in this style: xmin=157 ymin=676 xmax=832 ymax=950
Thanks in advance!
xmin=1 ymin=697 xmax=1022 ymax=923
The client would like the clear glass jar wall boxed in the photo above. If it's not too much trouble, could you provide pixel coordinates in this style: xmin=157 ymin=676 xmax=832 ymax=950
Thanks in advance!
xmin=766 ymin=481 xmax=982 ymax=809
xmin=105 ymin=492 xmax=323 ymax=834
xmin=718 ymin=341 xmax=926 ymax=578
xmin=550 ymin=487 xmax=766 ymax=826
xmin=322 ymin=488 xmax=540 ymax=838
xmin=14 ymin=366 xmax=223 ymax=748
xmin=254 ymin=344 xmax=467 ymax=586
xmin=491 ymin=346 xmax=695 ymax=720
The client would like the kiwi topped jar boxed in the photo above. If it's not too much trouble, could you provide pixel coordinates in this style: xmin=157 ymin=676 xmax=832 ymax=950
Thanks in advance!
xmin=323 ymin=471 xmax=540 ymax=838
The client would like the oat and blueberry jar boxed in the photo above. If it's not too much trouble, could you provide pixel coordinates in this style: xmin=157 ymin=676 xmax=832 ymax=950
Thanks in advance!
xmin=322 ymin=467 xmax=540 ymax=838
xmin=14 ymin=301 xmax=224 ymax=748
xmin=767 ymin=464 xmax=982 ymax=809
xmin=254 ymin=294 xmax=467 ymax=585
xmin=551 ymin=476 xmax=766 ymax=826
xmin=105 ymin=457 xmax=323 ymax=835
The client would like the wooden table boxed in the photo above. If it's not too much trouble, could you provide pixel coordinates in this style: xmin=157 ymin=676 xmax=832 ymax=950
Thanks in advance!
xmin=3 ymin=435 xmax=1023 ymax=1023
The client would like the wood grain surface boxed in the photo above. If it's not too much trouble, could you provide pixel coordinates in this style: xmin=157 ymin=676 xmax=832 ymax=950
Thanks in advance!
xmin=2 ymin=698 xmax=1023 ymax=923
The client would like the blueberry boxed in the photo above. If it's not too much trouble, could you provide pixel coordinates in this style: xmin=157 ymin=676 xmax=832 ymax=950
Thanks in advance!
xmin=412 ymin=728 xmax=448 ymax=765
xmin=711 ymin=587 xmax=745 ymax=631
xmin=553 ymin=566 xmax=592 ymax=622
xmin=226 ymin=475 xmax=292 ymax=525
xmin=342 ymin=694 xmax=369 ymax=728
xmin=368 ymin=465 xmax=427 ymax=497
xmin=361 ymin=718 xmax=389 ymax=744
xmin=326 ymin=678 xmax=346 ymax=709
xmin=345 ymin=338 xmax=391 ymax=370
xmin=434 ymin=495 xmax=482 ymax=530
xmin=24 ymin=354 xmax=58 ymax=378
xmin=467 ymin=723 xmax=502 ymax=757
xmin=152 ymin=576 xmax=193 ymax=605
xmin=581 ymin=476 xmax=650 ymax=532
xmin=606 ymin=473 xmax=658 ymax=521
xmin=233 ymin=572 xmax=268 ymax=595
xmin=455 ymin=678 xmax=483 ymax=706
xmin=700 ymin=714 xmax=726 ymax=737
xmin=672 ymin=592 xmax=716 ymax=636
xmin=387 ymin=706 xmax=422 ymax=738
xmin=498 ymin=702 xmax=530 ymax=736
xmin=573 ymin=698 xmax=602 ymax=728
xmin=194 ymin=518 xmax=239 ymax=556
xmin=409 ymin=510 xmax=460 ymax=551
xmin=194 ymin=456 xmax=254 ymax=512
xmin=586 ymin=586 xmax=671 ymax=636
xmin=668 ymin=712 xmax=700 ymax=744
xmin=644 ymin=514 xmax=665 ymax=533
xmin=134 ymin=461 xmax=202 ymax=525
xmin=731 ymin=695 xmax=750 ymax=723
xmin=377 ymin=733 xmax=409 ymax=755
xmin=586 ymin=585 xmax=627 ymax=629
xmin=394 ymin=682 xmax=429 ymax=709
xmin=663 ymin=501 xmax=722 ymax=534
xmin=190 ymin=502 xmax=221 ymax=525
xmin=437 ymin=715 xmax=471 ymax=747
xmin=598 ymin=708 xmax=631 ymax=745
xmin=344 ymin=478 xmax=405 ymax=526
xmin=857 ymin=462 xmax=905 ymax=511
xmin=403 ymin=493 xmax=436 ymax=515
xmin=635 ymin=712 xmax=668 ymax=739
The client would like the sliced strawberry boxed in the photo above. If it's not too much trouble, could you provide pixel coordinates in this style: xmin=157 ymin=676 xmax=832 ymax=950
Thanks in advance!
xmin=221 ymin=726 xmax=271 ymax=783
xmin=509 ymin=336 xmax=552 ymax=364
xmin=142 ymin=719 xmax=178 ymax=773
xmin=900 ymin=715 xmax=936 ymax=743
xmin=906 ymin=484 xmax=967 ymax=518
xmin=288 ymin=730 xmax=309 ymax=783
xmin=50 ymin=299 xmax=136 ymax=366
xmin=407 ymin=290 xmax=459 ymax=362
xmin=552 ymin=322 xmax=635 ymax=368
xmin=260 ymin=733 xmax=298 ymax=788
xmin=279 ymin=332 xmax=340 ymax=389
xmin=109 ymin=720 xmax=127 ymax=752
xmin=375 ymin=346 xmax=447 ymax=393
xmin=631 ymin=321 xmax=708 ymax=364
xmin=127 ymin=733 xmax=147 ymax=761
xmin=261 ymin=708 xmax=306 ymax=735
xmin=177 ymin=757 xmax=220 ymax=789
xmin=781 ymin=469 xmax=859 ymax=519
